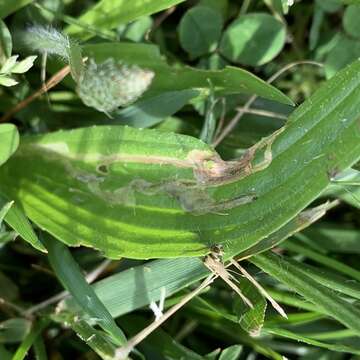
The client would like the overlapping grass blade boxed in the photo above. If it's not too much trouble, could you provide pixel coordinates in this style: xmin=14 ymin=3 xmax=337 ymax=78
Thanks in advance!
xmin=42 ymin=235 xmax=126 ymax=346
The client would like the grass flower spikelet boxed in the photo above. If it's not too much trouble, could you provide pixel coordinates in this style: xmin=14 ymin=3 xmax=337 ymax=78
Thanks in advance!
xmin=23 ymin=26 xmax=72 ymax=60
xmin=77 ymin=58 xmax=154 ymax=114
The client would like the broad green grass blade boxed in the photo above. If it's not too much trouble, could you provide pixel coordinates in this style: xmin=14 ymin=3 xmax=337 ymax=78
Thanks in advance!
xmin=0 ymin=62 xmax=360 ymax=258
xmin=0 ymin=124 xmax=19 ymax=166
xmin=0 ymin=0 xmax=33 ymax=19
xmin=0 ymin=195 xmax=46 ymax=252
xmin=250 ymin=252 xmax=360 ymax=333
xmin=1 ymin=59 xmax=360 ymax=259
xmin=83 ymin=42 xmax=293 ymax=105
xmin=66 ymin=0 xmax=186 ymax=40
xmin=42 ymin=235 xmax=127 ymax=346
xmin=0 ymin=127 xmax=215 ymax=258
xmin=264 ymin=327 xmax=360 ymax=355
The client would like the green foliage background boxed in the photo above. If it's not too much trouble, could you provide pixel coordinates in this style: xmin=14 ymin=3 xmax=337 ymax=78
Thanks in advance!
xmin=1 ymin=0 xmax=360 ymax=359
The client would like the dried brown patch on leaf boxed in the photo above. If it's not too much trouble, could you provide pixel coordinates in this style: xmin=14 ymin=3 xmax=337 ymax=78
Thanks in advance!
xmin=190 ymin=127 xmax=285 ymax=185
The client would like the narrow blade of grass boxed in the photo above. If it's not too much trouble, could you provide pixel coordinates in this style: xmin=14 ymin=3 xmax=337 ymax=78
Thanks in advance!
xmin=12 ymin=319 xmax=49 ymax=360
xmin=290 ymin=262 xmax=360 ymax=301
xmin=282 ymin=237 xmax=360 ymax=281
xmin=0 ymin=195 xmax=46 ymax=252
xmin=68 ymin=316 xmax=118 ymax=360
xmin=33 ymin=335 xmax=48 ymax=360
xmin=266 ymin=289 xmax=322 ymax=313
xmin=251 ymin=252 xmax=360 ymax=333
xmin=264 ymin=327 xmax=360 ymax=355
xmin=41 ymin=234 xmax=127 ymax=346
